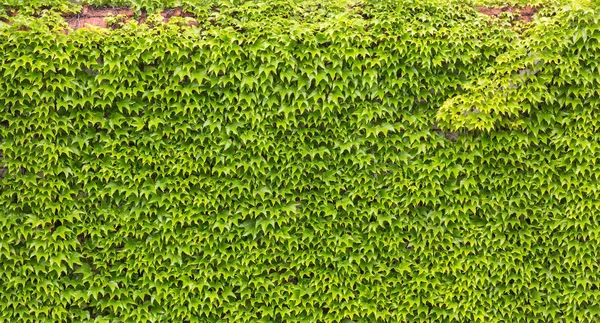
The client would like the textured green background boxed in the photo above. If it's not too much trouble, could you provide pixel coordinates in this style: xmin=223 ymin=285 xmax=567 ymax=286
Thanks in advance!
xmin=1 ymin=0 xmax=599 ymax=321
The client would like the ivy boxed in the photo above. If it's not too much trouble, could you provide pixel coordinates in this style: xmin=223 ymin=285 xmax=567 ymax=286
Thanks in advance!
xmin=1 ymin=0 xmax=600 ymax=322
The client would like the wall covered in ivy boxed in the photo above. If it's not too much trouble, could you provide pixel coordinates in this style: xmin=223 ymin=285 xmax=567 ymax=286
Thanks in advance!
xmin=1 ymin=0 xmax=599 ymax=321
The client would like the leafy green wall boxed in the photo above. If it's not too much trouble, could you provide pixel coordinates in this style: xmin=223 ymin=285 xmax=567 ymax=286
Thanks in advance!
xmin=1 ymin=0 xmax=600 ymax=321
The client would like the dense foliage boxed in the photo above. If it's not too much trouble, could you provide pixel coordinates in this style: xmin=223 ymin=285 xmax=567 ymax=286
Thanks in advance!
xmin=1 ymin=0 xmax=600 ymax=321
